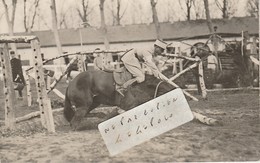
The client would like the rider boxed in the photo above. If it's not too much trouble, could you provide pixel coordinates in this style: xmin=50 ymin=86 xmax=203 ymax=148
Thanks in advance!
xmin=120 ymin=39 xmax=168 ymax=90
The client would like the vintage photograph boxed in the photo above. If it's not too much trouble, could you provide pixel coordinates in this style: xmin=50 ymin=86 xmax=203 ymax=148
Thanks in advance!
xmin=0 ymin=0 xmax=259 ymax=162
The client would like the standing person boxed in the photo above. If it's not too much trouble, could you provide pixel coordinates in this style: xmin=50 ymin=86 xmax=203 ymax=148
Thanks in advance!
xmin=93 ymin=52 xmax=103 ymax=70
xmin=120 ymin=39 xmax=168 ymax=89
xmin=10 ymin=51 xmax=25 ymax=99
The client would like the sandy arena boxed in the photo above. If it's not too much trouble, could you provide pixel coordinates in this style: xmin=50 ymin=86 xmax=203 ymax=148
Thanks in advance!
xmin=0 ymin=80 xmax=259 ymax=162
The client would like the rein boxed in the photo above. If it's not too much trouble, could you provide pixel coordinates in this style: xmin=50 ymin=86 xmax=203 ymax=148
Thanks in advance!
xmin=154 ymin=81 xmax=164 ymax=98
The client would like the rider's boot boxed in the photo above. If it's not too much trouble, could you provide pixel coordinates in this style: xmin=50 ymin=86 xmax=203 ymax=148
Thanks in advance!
xmin=122 ymin=78 xmax=138 ymax=89
xmin=116 ymin=87 xmax=126 ymax=97
xmin=116 ymin=78 xmax=138 ymax=96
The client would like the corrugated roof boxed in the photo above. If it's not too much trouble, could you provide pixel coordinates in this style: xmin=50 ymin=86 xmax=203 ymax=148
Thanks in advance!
xmin=2 ymin=17 xmax=258 ymax=48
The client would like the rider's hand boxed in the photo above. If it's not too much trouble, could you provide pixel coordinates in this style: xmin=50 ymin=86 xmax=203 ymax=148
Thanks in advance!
xmin=158 ymin=73 xmax=165 ymax=81
xmin=153 ymin=71 xmax=159 ymax=79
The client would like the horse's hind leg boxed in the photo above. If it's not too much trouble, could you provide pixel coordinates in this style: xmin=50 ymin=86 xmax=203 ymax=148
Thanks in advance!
xmin=71 ymin=106 xmax=90 ymax=130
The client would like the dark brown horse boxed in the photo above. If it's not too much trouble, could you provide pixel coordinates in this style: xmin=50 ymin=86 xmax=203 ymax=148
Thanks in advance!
xmin=64 ymin=70 xmax=174 ymax=130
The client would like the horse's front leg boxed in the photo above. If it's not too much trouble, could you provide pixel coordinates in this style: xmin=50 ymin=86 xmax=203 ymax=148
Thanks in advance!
xmin=70 ymin=106 xmax=89 ymax=131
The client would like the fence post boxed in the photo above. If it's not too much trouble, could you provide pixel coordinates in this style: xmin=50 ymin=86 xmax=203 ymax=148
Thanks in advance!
xmin=196 ymin=56 xmax=207 ymax=99
xmin=179 ymin=60 xmax=183 ymax=72
xmin=24 ymin=70 xmax=32 ymax=106
xmin=0 ymin=44 xmax=16 ymax=129
xmin=31 ymin=39 xmax=55 ymax=132
xmin=172 ymin=58 xmax=177 ymax=74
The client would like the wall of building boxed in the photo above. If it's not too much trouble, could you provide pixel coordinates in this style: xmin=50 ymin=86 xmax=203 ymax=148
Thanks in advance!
xmin=16 ymin=36 xmax=243 ymax=66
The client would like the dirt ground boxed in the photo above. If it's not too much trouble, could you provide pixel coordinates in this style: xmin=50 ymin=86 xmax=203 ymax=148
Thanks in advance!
xmin=0 ymin=79 xmax=259 ymax=162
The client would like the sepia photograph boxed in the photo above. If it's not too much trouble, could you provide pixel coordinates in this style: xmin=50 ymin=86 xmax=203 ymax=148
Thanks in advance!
xmin=0 ymin=0 xmax=259 ymax=162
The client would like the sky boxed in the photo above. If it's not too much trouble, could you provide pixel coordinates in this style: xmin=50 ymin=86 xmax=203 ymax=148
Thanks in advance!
xmin=0 ymin=0 xmax=249 ymax=34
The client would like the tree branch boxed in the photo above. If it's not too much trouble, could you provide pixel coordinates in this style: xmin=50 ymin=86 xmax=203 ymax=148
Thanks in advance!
xmin=36 ymin=11 xmax=51 ymax=29
xmin=11 ymin=0 xmax=17 ymax=25
xmin=2 ymin=0 xmax=10 ymax=24
xmin=119 ymin=0 xmax=129 ymax=19
xmin=30 ymin=0 xmax=40 ymax=30
xmin=178 ymin=0 xmax=187 ymax=18
xmin=215 ymin=0 xmax=223 ymax=11
xmin=24 ymin=0 xmax=27 ymax=32
xmin=86 ymin=6 xmax=95 ymax=16
xmin=76 ymin=7 xmax=84 ymax=20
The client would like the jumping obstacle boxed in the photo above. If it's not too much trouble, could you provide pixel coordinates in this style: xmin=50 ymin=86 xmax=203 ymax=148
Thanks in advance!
xmin=0 ymin=36 xmax=55 ymax=132
xmin=39 ymin=49 xmax=202 ymax=101
xmin=163 ymin=53 xmax=207 ymax=100
xmin=34 ymin=49 xmax=202 ymax=102
xmin=21 ymin=47 xmax=218 ymax=126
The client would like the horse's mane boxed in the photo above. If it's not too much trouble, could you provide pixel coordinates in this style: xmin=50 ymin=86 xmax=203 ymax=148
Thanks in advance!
xmin=128 ymin=74 xmax=174 ymax=99
xmin=133 ymin=74 xmax=160 ymax=88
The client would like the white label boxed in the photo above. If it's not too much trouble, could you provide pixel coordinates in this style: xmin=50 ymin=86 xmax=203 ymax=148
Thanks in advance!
xmin=98 ymin=88 xmax=194 ymax=156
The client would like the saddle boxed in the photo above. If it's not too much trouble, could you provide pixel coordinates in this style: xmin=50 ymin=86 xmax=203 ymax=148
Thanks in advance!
xmin=113 ymin=67 xmax=133 ymax=86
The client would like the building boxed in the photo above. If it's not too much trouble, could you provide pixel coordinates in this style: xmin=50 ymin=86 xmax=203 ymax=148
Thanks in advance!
xmin=0 ymin=16 xmax=258 ymax=65
xmin=0 ymin=16 xmax=259 ymax=85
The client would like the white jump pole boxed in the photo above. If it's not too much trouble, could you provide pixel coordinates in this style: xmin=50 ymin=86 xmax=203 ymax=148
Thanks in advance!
xmin=24 ymin=70 xmax=32 ymax=106
xmin=196 ymin=56 xmax=207 ymax=99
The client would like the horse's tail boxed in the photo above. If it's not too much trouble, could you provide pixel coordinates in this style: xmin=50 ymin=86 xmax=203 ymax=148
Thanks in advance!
xmin=64 ymin=87 xmax=75 ymax=122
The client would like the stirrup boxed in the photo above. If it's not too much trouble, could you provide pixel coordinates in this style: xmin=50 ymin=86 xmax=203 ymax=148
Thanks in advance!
xmin=117 ymin=88 xmax=125 ymax=97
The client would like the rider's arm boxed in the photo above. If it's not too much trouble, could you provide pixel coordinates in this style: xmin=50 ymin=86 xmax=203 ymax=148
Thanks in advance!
xmin=143 ymin=53 xmax=160 ymax=78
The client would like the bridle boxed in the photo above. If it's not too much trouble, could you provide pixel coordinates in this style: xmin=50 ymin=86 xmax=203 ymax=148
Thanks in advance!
xmin=154 ymin=81 xmax=164 ymax=98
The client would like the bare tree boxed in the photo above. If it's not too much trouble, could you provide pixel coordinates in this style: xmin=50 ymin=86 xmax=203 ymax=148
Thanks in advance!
xmin=58 ymin=2 xmax=71 ymax=29
xmin=215 ymin=0 xmax=227 ymax=18
xmin=247 ymin=0 xmax=259 ymax=17
xmin=129 ymin=0 xmax=143 ymax=24
xmin=215 ymin=0 xmax=237 ymax=18
xmin=35 ymin=9 xmax=52 ymax=30
xmin=0 ymin=4 xmax=5 ymax=20
xmin=179 ymin=0 xmax=194 ymax=20
xmin=109 ymin=0 xmax=128 ymax=25
xmin=50 ymin=0 xmax=63 ymax=64
xmin=76 ymin=0 xmax=94 ymax=27
xmin=192 ymin=0 xmax=205 ymax=19
xmin=203 ymin=0 xmax=213 ymax=33
xmin=100 ymin=0 xmax=110 ymax=49
xmin=23 ymin=0 xmax=40 ymax=33
xmin=1 ymin=0 xmax=18 ymax=53
xmin=150 ymin=0 xmax=161 ymax=39
xmin=59 ymin=10 xmax=68 ymax=29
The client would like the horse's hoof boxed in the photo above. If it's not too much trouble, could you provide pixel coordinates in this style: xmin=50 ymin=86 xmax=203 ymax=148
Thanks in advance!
xmin=71 ymin=119 xmax=83 ymax=131
xmin=71 ymin=124 xmax=78 ymax=131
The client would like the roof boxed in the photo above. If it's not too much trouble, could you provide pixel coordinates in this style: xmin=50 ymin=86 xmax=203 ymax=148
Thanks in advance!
xmin=2 ymin=17 xmax=259 ymax=48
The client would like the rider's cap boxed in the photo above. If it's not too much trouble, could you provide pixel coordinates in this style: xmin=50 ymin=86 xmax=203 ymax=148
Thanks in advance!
xmin=154 ymin=39 xmax=168 ymax=50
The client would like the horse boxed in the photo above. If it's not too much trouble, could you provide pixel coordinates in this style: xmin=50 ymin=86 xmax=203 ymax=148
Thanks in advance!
xmin=64 ymin=69 xmax=175 ymax=130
